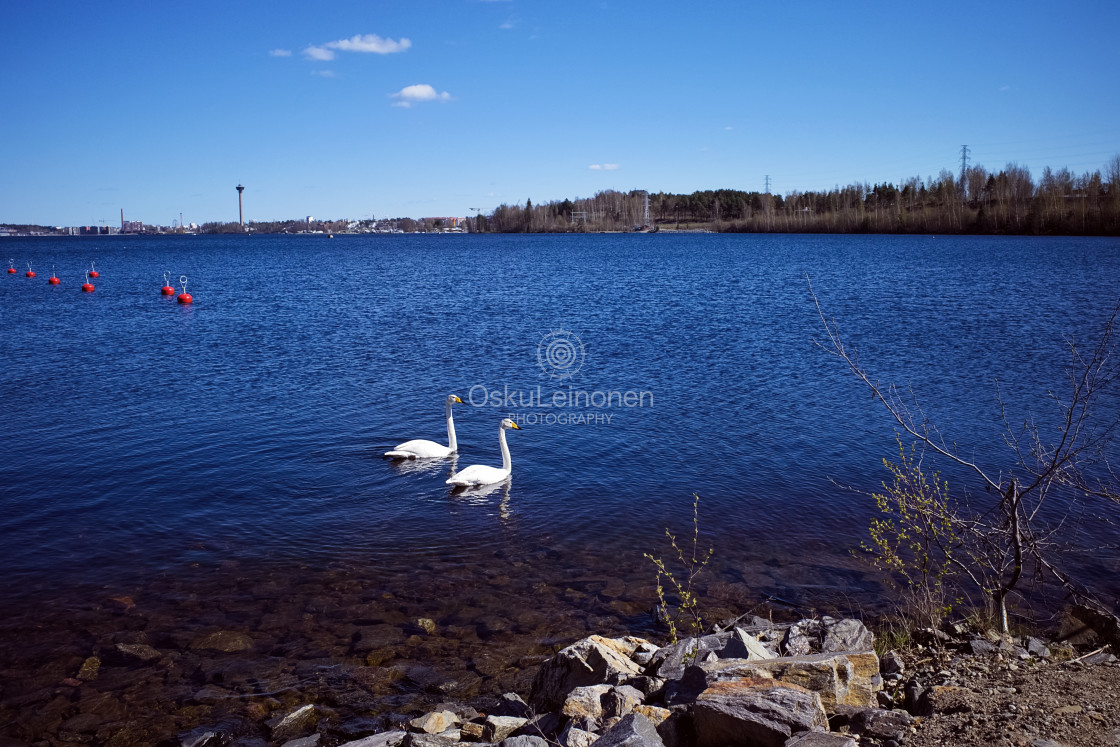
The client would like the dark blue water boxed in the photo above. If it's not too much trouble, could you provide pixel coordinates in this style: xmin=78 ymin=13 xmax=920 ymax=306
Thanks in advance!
xmin=2 ymin=233 xmax=1119 ymax=606
xmin=2 ymin=233 xmax=1119 ymax=741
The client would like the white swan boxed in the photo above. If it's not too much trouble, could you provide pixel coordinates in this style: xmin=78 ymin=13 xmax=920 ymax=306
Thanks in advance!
xmin=446 ymin=418 xmax=521 ymax=487
xmin=384 ymin=394 xmax=463 ymax=458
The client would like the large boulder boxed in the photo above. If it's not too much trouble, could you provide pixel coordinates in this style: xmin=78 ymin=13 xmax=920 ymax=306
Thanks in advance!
xmin=691 ymin=679 xmax=827 ymax=747
xmin=594 ymin=713 xmax=665 ymax=747
xmin=692 ymin=651 xmax=880 ymax=712
xmin=783 ymin=618 xmax=873 ymax=657
xmin=530 ymin=636 xmax=645 ymax=711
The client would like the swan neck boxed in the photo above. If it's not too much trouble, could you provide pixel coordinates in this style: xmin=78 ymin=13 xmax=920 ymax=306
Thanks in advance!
xmin=445 ymin=402 xmax=458 ymax=452
xmin=499 ymin=427 xmax=511 ymax=471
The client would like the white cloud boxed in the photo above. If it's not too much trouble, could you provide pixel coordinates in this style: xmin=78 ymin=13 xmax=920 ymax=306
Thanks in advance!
xmin=588 ymin=164 xmax=620 ymax=171
xmin=499 ymin=19 xmax=516 ymax=29
xmin=303 ymin=45 xmax=335 ymax=61
xmin=269 ymin=49 xmax=292 ymax=57
xmin=391 ymin=84 xmax=452 ymax=107
xmin=327 ymin=34 xmax=411 ymax=54
xmin=999 ymin=84 xmax=1011 ymax=91
xmin=724 ymin=125 xmax=734 ymax=131
xmin=312 ymin=70 xmax=336 ymax=78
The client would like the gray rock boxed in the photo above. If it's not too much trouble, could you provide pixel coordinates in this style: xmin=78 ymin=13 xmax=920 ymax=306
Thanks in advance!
xmin=692 ymin=680 xmax=827 ymax=747
xmin=530 ymin=636 xmax=644 ymax=712
xmin=969 ymin=638 xmax=997 ymax=656
xmin=880 ymin=651 xmax=904 ymax=675
xmin=594 ymin=713 xmax=665 ymax=747
xmin=690 ymin=651 xmax=881 ymax=711
xmin=179 ymin=728 xmax=227 ymax=747
xmin=409 ymin=711 xmax=460 ymax=735
xmin=913 ymin=627 xmax=953 ymax=647
xmin=822 ymin=619 xmax=874 ymax=653
xmin=269 ymin=705 xmax=323 ymax=742
xmin=559 ymin=722 xmax=599 ymax=747
xmin=603 ymin=685 xmax=645 ymax=719
xmin=1081 ymin=651 xmax=1119 ymax=665
xmin=625 ymin=675 xmax=664 ymax=697
xmin=1026 ymin=637 xmax=1052 ymax=658
xmin=512 ymin=713 xmax=562 ymax=741
xmin=562 ymin=684 xmax=612 ymax=723
xmin=282 ymin=736 xmax=321 ymax=747
xmin=484 ymin=716 xmax=529 ymax=742
xmin=721 ymin=629 xmax=776 ymax=660
xmin=832 ymin=706 xmax=912 ymax=741
xmin=500 ymin=737 xmax=549 ymax=747
xmin=784 ymin=732 xmax=857 ymax=746
xmin=403 ymin=734 xmax=459 ymax=747
xmin=493 ymin=692 xmax=532 ymax=718
xmin=338 ymin=732 xmax=408 ymax=747
xmin=648 ymin=638 xmax=701 ymax=680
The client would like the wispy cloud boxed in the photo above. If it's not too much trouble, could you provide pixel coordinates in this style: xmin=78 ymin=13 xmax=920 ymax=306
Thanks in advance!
xmin=588 ymin=164 xmax=620 ymax=171
xmin=999 ymin=84 xmax=1011 ymax=91
xmin=724 ymin=125 xmax=734 ymax=131
xmin=328 ymin=34 xmax=411 ymax=54
xmin=303 ymin=45 xmax=335 ymax=61
xmin=303 ymin=33 xmax=411 ymax=61
xmin=312 ymin=70 xmax=336 ymax=78
xmin=391 ymin=84 xmax=452 ymax=108
xmin=269 ymin=49 xmax=292 ymax=57
xmin=499 ymin=19 xmax=517 ymax=29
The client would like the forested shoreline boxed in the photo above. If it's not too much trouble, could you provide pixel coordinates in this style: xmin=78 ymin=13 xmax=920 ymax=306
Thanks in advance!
xmin=477 ymin=157 xmax=1120 ymax=235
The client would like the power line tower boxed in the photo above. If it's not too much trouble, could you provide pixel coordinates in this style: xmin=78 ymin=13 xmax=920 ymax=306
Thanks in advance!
xmin=959 ymin=145 xmax=970 ymax=200
xmin=764 ymin=175 xmax=772 ymax=194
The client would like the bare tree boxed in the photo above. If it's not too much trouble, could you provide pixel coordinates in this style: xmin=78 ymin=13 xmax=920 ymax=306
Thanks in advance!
xmin=809 ymin=276 xmax=1120 ymax=634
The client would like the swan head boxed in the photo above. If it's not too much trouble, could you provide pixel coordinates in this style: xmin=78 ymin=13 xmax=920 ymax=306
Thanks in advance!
xmin=501 ymin=418 xmax=520 ymax=430
xmin=447 ymin=394 xmax=463 ymax=404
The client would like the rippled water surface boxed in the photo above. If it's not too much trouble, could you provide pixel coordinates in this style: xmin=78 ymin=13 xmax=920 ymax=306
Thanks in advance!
xmin=1 ymin=233 xmax=1118 ymax=741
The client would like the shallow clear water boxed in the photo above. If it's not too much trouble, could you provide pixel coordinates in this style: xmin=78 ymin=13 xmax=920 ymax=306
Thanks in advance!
xmin=1 ymin=232 xmax=1118 ymax=740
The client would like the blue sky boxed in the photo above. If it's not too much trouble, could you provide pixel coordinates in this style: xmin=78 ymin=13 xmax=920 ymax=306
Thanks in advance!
xmin=2 ymin=1 xmax=1118 ymax=226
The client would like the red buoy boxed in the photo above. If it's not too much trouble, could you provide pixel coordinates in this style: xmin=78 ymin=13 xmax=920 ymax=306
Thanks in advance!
xmin=6 ymin=259 xmax=14 ymax=274
xmin=49 ymin=276 xmax=60 ymax=285
xmin=82 ymin=271 xmax=94 ymax=292
xmin=26 ymin=271 xmax=36 ymax=277
xmin=6 ymin=268 xmax=14 ymax=274
xmin=89 ymin=261 xmax=99 ymax=279
xmin=160 ymin=271 xmax=175 ymax=295
xmin=177 ymin=275 xmax=193 ymax=304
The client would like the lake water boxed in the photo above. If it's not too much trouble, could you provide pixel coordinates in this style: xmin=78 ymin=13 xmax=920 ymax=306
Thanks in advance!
xmin=1 ymin=232 xmax=1118 ymax=742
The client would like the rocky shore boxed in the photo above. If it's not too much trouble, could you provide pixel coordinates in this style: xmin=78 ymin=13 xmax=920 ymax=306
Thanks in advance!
xmin=159 ymin=613 xmax=1118 ymax=747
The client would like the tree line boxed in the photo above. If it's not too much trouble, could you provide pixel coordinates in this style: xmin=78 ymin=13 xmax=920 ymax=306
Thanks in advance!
xmin=471 ymin=156 xmax=1120 ymax=235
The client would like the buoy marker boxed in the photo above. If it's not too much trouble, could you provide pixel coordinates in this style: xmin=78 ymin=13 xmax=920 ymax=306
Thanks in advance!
xmin=6 ymin=259 xmax=15 ymax=274
xmin=49 ymin=265 xmax=60 ymax=285
xmin=81 ymin=271 xmax=95 ymax=292
xmin=88 ymin=261 xmax=99 ymax=279
xmin=177 ymin=275 xmax=193 ymax=304
xmin=25 ymin=262 xmax=35 ymax=278
xmin=160 ymin=271 xmax=175 ymax=295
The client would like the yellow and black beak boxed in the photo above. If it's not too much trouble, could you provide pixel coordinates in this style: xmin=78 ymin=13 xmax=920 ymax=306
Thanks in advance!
xmin=452 ymin=396 xmax=463 ymax=403
xmin=510 ymin=422 xmax=521 ymax=429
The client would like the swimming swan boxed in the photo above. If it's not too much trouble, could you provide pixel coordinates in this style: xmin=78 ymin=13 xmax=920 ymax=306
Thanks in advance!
xmin=446 ymin=418 xmax=521 ymax=487
xmin=384 ymin=394 xmax=463 ymax=458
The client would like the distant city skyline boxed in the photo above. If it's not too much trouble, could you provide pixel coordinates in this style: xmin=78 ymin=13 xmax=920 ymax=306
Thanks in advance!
xmin=2 ymin=0 xmax=1118 ymax=226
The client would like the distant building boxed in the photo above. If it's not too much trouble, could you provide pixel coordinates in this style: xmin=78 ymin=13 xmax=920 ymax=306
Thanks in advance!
xmin=423 ymin=216 xmax=464 ymax=228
